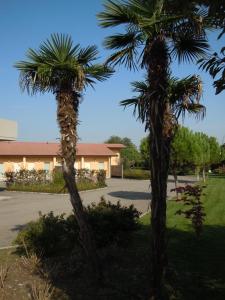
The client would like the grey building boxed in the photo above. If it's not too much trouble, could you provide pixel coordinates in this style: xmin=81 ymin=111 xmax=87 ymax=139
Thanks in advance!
xmin=0 ymin=119 xmax=17 ymax=141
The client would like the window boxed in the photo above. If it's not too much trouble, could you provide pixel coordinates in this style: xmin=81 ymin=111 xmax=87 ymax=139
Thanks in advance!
xmin=98 ymin=162 xmax=104 ymax=170
xmin=0 ymin=163 xmax=4 ymax=174
xmin=44 ymin=162 xmax=50 ymax=171
xmin=84 ymin=162 xmax=91 ymax=170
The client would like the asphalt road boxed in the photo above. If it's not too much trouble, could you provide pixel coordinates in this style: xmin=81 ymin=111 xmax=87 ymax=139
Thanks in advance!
xmin=0 ymin=176 xmax=195 ymax=247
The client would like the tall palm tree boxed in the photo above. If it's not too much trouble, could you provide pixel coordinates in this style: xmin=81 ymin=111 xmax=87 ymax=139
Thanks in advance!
xmin=15 ymin=33 xmax=112 ymax=276
xmin=121 ymin=75 xmax=205 ymax=190
xmin=98 ymin=1 xmax=209 ymax=297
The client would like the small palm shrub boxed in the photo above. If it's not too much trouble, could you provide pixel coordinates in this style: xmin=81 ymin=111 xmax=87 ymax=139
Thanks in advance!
xmin=15 ymin=198 xmax=140 ymax=257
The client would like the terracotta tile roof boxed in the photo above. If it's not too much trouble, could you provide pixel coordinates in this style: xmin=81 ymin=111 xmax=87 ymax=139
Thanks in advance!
xmin=105 ymin=143 xmax=126 ymax=148
xmin=0 ymin=142 xmax=117 ymax=157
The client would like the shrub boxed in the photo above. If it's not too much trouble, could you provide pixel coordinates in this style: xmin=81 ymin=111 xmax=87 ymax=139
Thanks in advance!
xmin=15 ymin=198 xmax=140 ymax=257
xmin=96 ymin=169 xmax=106 ymax=185
xmin=15 ymin=212 xmax=78 ymax=257
xmin=5 ymin=169 xmax=49 ymax=186
xmin=87 ymin=197 xmax=140 ymax=247
xmin=52 ymin=169 xmax=64 ymax=185
xmin=123 ymin=168 xmax=150 ymax=180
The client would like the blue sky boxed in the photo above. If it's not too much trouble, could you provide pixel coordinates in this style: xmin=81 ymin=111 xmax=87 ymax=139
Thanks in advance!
xmin=0 ymin=0 xmax=224 ymax=147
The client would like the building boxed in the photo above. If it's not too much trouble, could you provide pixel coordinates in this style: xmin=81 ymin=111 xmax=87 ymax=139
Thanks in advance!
xmin=0 ymin=119 xmax=17 ymax=141
xmin=0 ymin=142 xmax=125 ymax=179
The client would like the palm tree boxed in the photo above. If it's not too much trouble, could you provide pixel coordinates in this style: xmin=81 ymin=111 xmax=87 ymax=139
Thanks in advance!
xmin=98 ymin=1 xmax=209 ymax=297
xmin=121 ymin=75 xmax=205 ymax=191
xmin=15 ymin=33 xmax=112 ymax=276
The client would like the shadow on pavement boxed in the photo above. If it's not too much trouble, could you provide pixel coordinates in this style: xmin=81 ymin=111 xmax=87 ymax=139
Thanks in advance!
xmin=11 ymin=224 xmax=27 ymax=232
xmin=108 ymin=191 xmax=151 ymax=200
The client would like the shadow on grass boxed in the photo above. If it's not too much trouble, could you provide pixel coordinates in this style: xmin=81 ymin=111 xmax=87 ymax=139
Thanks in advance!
xmin=108 ymin=190 xmax=151 ymax=200
xmin=32 ymin=223 xmax=225 ymax=300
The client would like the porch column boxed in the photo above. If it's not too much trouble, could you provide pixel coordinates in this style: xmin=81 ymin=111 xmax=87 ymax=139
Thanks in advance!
xmin=108 ymin=157 xmax=111 ymax=178
xmin=81 ymin=156 xmax=84 ymax=169
xmin=53 ymin=157 xmax=57 ymax=168
xmin=23 ymin=157 xmax=26 ymax=169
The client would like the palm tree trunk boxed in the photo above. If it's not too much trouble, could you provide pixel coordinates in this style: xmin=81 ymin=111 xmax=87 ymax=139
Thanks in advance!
xmin=56 ymin=90 xmax=100 ymax=279
xmin=145 ymin=35 xmax=171 ymax=299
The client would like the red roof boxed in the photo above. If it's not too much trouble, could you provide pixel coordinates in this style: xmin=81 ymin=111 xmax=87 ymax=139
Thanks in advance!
xmin=0 ymin=142 xmax=117 ymax=157
xmin=105 ymin=143 xmax=126 ymax=149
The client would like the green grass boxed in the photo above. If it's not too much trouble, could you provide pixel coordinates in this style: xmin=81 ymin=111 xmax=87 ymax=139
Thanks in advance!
xmin=123 ymin=168 xmax=150 ymax=180
xmin=141 ymin=176 xmax=225 ymax=299
xmin=7 ymin=181 xmax=106 ymax=193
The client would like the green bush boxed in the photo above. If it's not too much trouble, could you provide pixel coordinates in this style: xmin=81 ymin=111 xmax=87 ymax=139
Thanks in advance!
xmin=5 ymin=169 xmax=49 ymax=186
xmin=123 ymin=168 xmax=150 ymax=180
xmin=87 ymin=197 xmax=140 ymax=247
xmin=15 ymin=212 xmax=78 ymax=256
xmin=15 ymin=198 xmax=140 ymax=256
xmin=96 ymin=169 xmax=106 ymax=185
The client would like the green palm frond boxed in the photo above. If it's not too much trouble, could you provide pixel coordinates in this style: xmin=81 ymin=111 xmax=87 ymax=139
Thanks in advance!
xmin=121 ymin=75 xmax=205 ymax=126
xmin=120 ymin=80 xmax=149 ymax=125
xmin=171 ymin=34 xmax=209 ymax=63
xmin=84 ymin=64 xmax=114 ymax=88
xmin=198 ymin=48 xmax=225 ymax=94
xmin=104 ymin=30 xmax=144 ymax=69
xmin=14 ymin=33 xmax=113 ymax=94
xmin=77 ymin=45 xmax=99 ymax=65
xmin=97 ymin=0 xmax=140 ymax=28
xmin=99 ymin=0 xmax=210 ymax=69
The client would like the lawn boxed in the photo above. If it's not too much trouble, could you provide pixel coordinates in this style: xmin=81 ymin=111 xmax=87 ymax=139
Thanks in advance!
xmin=1 ymin=176 xmax=224 ymax=299
xmin=141 ymin=175 xmax=225 ymax=299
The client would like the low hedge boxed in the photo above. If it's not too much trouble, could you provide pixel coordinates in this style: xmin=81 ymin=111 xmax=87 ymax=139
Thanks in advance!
xmin=14 ymin=198 xmax=140 ymax=257
xmin=123 ymin=168 xmax=150 ymax=180
xmin=7 ymin=181 xmax=106 ymax=193
xmin=6 ymin=169 xmax=107 ymax=193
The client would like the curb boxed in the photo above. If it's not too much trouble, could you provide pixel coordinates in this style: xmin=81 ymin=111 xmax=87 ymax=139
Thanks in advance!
xmin=0 ymin=245 xmax=18 ymax=251
xmin=5 ymin=187 xmax=108 ymax=196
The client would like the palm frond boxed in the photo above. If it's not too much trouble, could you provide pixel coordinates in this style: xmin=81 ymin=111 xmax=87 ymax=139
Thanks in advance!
xmin=84 ymin=64 xmax=114 ymax=88
xmin=103 ymin=29 xmax=144 ymax=69
xmin=97 ymin=0 xmax=139 ymax=28
xmin=120 ymin=79 xmax=149 ymax=124
xmin=121 ymin=75 xmax=205 ymax=126
xmin=15 ymin=33 xmax=112 ymax=94
xmin=198 ymin=48 xmax=225 ymax=94
xmin=77 ymin=45 xmax=99 ymax=65
xmin=171 ymin=34 xmax=209 ymax=63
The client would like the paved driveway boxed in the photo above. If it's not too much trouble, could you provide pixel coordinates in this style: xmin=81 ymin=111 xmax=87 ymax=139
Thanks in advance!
xmin=0 ymin=176 xmax=195 ymax=247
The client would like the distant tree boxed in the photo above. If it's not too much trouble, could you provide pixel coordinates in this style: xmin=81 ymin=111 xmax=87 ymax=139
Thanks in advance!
xmin=140 ymin=136 xmax=150 ymax=169
xmin=15 ymin=33 xmax=112 ymax=277
xmin=170 ymin=127 xmax=194 ymax=188
xmin=195 ymin=133 xmax=211 ymax=182
xmin=208 ymin=136 xmax=222 ymax=166
xmin=172 ymin=126 xmax=223 ymax=182
xmin=105 ymin=135 xmax=123 ymax=144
